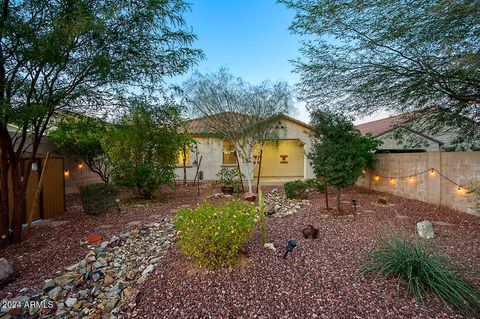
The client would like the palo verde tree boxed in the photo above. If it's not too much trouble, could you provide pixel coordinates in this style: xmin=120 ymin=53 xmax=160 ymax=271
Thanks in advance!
xmin=309 ymin=110 xmax=380 ymax=214
xmin=103 ymin=100 xmax=186 ymax=199
xmin=280 ymin=0 xmax=480 ymax=147
xmin=0 ymin=0 xmax=202 ymax=246
xmin=50 ymin=115 xmax=110 ymax=182
xmin=180 ymin=69 xmax=294 ymax=194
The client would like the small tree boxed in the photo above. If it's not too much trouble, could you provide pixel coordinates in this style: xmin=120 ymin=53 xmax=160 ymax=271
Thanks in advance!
xmin=309 ymin=110 xmax=381 ymax=214
xmin=103 ymin=101 xmax=186 ymax=199
xmin=50 ymin=115 xmax=110 ymax=182
xmin=180 ymin=69 xmax=294 ymax=194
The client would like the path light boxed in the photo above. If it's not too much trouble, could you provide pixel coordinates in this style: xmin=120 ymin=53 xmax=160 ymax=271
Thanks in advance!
xmin=115 ymin=198 xmax=121 ymax=215
xmin=283 ymin=239 xmax=297 ymax=258
xmin=352 ymin=198 xmax=357 ymax=212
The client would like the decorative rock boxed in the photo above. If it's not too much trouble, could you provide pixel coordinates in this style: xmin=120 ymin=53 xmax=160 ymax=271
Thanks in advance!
xmin=107 ymin=283 xmax=122 ymax=297
xmin=43 ymin=279 xmax=56 ymax=292
xmin=0 ymin=258 xmax=15 ymax=287
xmin=104 ymin=275 xmax=114 ymax=285
xmin=103 ymin=297 xmax=118 ymax=313
xmin=263 ymin=243 xmax=276 ymax=252
xmin=65 ymin=297 xmax=77 ymax=308
xmin=416 ymin=220 xmax=435 ymax=239
xmin=53 ymin=273 xmax=75 ymax=287
xmin=48 ymin=286 xmax=62 ymax=300
xmin=141 ymin=264 xmax=154 ymax=276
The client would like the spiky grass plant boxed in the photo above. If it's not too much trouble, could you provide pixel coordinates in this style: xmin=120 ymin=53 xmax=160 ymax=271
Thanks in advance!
xmin=361 ymin=236 xmax=480 ymax=317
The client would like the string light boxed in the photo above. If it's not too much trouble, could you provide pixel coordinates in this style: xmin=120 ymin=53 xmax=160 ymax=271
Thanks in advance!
xmin=370 ymin=168 xmax=468 ymax=194
xmin=64 ymin=170 xmax=70 ymax=177
xmin=78 ymin=163 xmax=83 ymax=169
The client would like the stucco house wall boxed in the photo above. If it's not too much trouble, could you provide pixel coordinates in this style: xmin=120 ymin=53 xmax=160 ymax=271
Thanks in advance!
xmin=174 ymin=116 xmax=314 ymax=184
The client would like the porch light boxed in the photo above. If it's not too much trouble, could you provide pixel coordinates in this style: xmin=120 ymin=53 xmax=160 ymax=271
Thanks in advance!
xmin=31 ymin=161 xmax=38 ymax=172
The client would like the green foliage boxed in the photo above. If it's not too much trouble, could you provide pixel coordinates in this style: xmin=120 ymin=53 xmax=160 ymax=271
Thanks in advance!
xmin=280 ymin=0 xmax=480 ymax=147
xmin=258 ymin=187 xmax=268 ymax=244
xmin=216 ymin=167 xmax=242 ymax=188
xmin=304 ymin=178 xmax=326 ymax=192
xmin=175 ymin=201 xmax=258 ymax=269
xmin=284 ymin=180 xmax=308 ymax=199
xmin=79 ymin=183 xmax=119 ymax=215
xmin=361 ymin=236 xmax=480 ymax=317
xmin=50 ymin=115 xmax=110 ymax=182
xmin=104 ymin=101 xmax=186 ymax=199
xmin=309 ymin=110 xmax=381 ymax=191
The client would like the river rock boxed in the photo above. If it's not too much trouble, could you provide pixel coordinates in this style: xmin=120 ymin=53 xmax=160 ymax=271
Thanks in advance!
xmin=417 ymin=220 xmax=435 ymax=239
xmin=0 ymin=258 xmax=15 ymax=287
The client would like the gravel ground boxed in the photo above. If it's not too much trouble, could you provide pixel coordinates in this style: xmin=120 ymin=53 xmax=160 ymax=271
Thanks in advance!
xmin=1 ymin=185 xmax=479 ymax=318
xmin=0 ymin=183 xmax=217 ymax=300
xmin=133 ymin=187 xmax=480 ymax=319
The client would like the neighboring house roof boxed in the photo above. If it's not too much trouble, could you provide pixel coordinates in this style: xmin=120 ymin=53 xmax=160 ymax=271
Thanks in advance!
xmin=356 ymin=112 xmax=445 ymax=148
xmin=356 ymin=114 xmax=412 ymax=137
xmin=186 ymin=112 xmax=311 ymax=135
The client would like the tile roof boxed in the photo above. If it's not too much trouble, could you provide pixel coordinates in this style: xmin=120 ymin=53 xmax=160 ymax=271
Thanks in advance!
xmin=356 ymin=114 xmax=412 ymax=136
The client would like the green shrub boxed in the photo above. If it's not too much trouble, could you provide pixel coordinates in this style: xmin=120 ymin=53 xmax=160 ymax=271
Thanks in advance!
xmin=305 ymin=178 xmax=326 ymax=192
xmin=175 ymin=200 xmax=257 ymax=269
xmin=79 ymin=183 xmax=119 ymax=215
xmin=360 ymin=236 xmax=480 ymax=317
xmin=284 ymin=180 xmax=308 ymax=199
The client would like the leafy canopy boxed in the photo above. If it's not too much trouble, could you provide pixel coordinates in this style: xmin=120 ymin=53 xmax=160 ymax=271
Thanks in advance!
xmin=280 ymin=0 xmax=479 ymax=146
xmin=103 ymin=100 xmax=186 ymax=198
xmin=308 ymin=110 xmax=381 ymax=190
xmin=50 ymin=115 xmax=110 ymax=182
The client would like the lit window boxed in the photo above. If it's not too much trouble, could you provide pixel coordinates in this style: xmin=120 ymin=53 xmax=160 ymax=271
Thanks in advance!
xmin=177 ymin=145 xmax=191 ymax=165
xmin=223 ymin=140 xmax=237 ymax=165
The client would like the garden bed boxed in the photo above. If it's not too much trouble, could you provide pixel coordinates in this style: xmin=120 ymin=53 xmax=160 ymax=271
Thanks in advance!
xmin=1 ymin=185 xmax=479 ymax=318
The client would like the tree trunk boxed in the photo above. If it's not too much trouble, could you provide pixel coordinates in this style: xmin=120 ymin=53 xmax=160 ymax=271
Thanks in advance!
xmin=182 ymin=145 xmax=187 ymax=186
xmin=324 ymin=183 xmax=329 ymax=211
xmin=335 ymin=189 xmax=341 ymax=213
xmin=350 ymin=187 xmax=356 ymax=218
xmin=9 ymin=159 xmax=25 ymax=244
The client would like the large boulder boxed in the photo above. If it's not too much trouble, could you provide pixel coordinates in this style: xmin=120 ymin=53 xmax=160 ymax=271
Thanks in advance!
xmin=0 ymin=258 xmax=15 ymax=287
xmin=416 ymin=220 xmax=435 ymax=239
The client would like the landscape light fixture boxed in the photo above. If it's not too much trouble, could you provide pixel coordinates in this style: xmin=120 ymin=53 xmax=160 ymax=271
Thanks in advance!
xmin=352 ymin=198 xmax=357 ymax=212
xmin=115 ymin=198 xmax=121 ymax=215
xmin=283 ymin=239 xmax=297 ymax=258
xmin=31 ymin=160 xmax=38 ymax=172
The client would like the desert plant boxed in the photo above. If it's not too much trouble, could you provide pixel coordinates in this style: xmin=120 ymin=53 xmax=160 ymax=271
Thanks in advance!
xmin=258 ymin=187 xmax=268 ymax=244
xmin=305 ymin=178 xmax=326 ymax=192
xmin=216 ymin=167 xmax=241 ymax=188
xmin=284 ymin=180 xmax=308 ymax=199
xmin=361 ymin=236 xmax=480 ymax=317
xmin=79 ymin=183 xmax=119 ymax=215
xmin=175 ymin=200 xmax=257 ymax=269
xmin=377 ymin=197 xmax=388 ymax=205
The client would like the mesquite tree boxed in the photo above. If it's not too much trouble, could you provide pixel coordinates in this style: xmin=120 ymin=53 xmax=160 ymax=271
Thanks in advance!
xmin=50 ymin=115 xmax=110 ymax=182
xmin=180 ymin=69 xmax=294 ymax=194
xmin=280 ymin=0 xmax=480 ymax=147
xmin=0 ymin=0 xmax=202 ymax=246
xmin=309 ymin=110 xmax=381 ymax=214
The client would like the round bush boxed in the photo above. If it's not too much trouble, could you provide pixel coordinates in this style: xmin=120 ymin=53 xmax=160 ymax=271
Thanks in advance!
xmin=175 ymin=200 xmax=257 ymax=269
xmin=79 ymin=183 xmax=119 ymax=215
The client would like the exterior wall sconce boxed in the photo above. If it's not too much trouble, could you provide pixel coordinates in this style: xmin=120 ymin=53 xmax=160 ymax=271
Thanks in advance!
xmin=31 ymin=160 xmax=38 ymax=172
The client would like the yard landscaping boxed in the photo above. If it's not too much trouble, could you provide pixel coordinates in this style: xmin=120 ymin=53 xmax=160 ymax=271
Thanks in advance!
xmin=1 ymin=184 xmax=479 ymax=318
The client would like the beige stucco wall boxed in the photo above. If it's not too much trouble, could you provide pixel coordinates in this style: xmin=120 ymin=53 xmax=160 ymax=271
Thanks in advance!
xmin=356 ymin=152 xmax=480 ymax=214
xmin=174 ymin=118 xmax=315 ymax=184
xmin=377 ymin=130 xmax=441 ymax=151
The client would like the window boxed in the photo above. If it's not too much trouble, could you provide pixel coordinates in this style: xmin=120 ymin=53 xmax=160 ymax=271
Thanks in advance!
xmin=223 ymin=140 xmax=237 ymax=165
xmin=177 ymin=145 xmax=191 ymax=165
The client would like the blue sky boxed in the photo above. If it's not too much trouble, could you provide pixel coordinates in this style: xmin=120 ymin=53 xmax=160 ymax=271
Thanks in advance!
xmin=169 ymin=0 xmax=387 ymax=124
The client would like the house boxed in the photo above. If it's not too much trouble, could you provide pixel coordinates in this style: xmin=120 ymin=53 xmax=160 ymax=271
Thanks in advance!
xmin=174 ymin=113 xmax=315 ymax=184
xmin=356 ymin=113 xmax=476 ymax=152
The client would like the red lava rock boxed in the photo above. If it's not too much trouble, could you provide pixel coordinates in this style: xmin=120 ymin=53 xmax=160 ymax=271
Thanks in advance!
xmin=85 ymin=235 xmax=102 ymax=243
